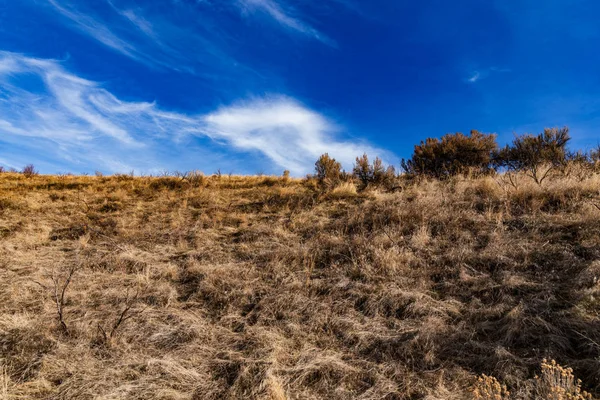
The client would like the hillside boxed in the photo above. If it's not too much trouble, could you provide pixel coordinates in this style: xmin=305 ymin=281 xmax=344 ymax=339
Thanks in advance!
xmin=1 ymin=172 xmax=599 ymax=399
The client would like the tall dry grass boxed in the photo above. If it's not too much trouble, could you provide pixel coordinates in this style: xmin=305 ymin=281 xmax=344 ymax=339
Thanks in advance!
xmin=0 ymin=170 xmax=599 ymax=399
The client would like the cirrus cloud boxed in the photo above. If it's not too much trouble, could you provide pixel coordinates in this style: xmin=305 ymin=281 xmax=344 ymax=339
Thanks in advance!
xmin=0 ymin=52 xmax=391 ymax=175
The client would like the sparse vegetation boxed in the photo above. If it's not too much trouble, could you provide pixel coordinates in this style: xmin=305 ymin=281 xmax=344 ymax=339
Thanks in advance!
xmin=315 ymin=153 xmax=342 ymax=188
xmin=21 ymin=164 xmax=38 ymax=178
xmin=353 ymin=153 xmax=396 ymax=189
xmin=401 ymin=130 xmax=498 ymax=179
xmin=474 ymin=359 xmax=594 ymax=399
xmin=495 ymin=127 xmax=571 ymax=185
xmin=1 ymin=129 xmax=599 ymax=399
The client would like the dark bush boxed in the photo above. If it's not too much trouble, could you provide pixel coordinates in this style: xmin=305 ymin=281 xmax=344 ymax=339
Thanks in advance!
xmin=401 ymin=130 xmax=497 ymax=179
xmin=353 ymin=153 xmax=396 ymax=189
xmin=495 ymin=127 xmax=570 ymax=184
xmin=315 ymin=153 xmax=342 ymax=188
xmin=22 ymin=164 xmax=38 ymax=178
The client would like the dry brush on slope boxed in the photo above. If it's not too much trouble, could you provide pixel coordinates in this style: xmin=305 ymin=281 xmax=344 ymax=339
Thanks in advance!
xmin=0 ymin=171 xmax=599 ymax=399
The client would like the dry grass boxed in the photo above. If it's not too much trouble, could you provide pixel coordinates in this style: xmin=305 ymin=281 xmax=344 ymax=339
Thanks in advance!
xmin=1 ymin=171 xmax=599 ymax=399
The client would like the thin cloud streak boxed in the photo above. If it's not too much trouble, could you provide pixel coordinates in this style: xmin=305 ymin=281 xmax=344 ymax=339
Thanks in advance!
xmin=47 ymin=0 xmax=140 ymax=61
xmin=466 ymin=66 xmax=511 ymax=84
xmin=0 ymin=52 xmax=389 ymax=174
xmin=44 ymin=0 xmax=244 ymax=76
xmin=239 ymin=0 xmax=337 ymax=47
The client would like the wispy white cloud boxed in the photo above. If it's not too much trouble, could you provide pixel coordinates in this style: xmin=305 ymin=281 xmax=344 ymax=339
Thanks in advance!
xmin=119 ymin=9 xmax=155 ymax=38
xmin=47 ymin=0 xmax=140 ymax=61
xmin=0 ymin=52 xmax=388 ymax=174
xmin=202 ymin=96 xmax=387 ymax=174
xmin=238 ymin=0 xmax=336 ymax=47
xmin=468 ymin=71 xmax=481 ymax=83
xmin=466 ymin=67 xmax=511 ymax=84
xmin=43 ymin=0 xmax=242 ymax=75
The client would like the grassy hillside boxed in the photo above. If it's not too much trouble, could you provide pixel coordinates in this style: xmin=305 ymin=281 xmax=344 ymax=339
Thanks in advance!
xmin=1 ymin=171 xmax=599 ymax=399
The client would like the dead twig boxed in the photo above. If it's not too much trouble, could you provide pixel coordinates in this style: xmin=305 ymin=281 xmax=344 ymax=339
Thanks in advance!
xmin=50 ymin=264 xmax=77 ymax=335
xmin=97 ymin=289 xmax=146 ymax=346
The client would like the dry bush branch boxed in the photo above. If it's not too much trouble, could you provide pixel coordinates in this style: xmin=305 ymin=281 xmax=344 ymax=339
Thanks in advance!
xmin=96 ymin=288 xmax=146 ymax=346
xmin=50 ymin=264 xmax=78 ymax=336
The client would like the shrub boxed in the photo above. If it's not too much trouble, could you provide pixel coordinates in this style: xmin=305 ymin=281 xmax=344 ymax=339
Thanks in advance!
xmin=353 ymin=153 xmax=396 ymax=189
xmin=315 ymin=153 xmax=342 ymax=188
xmin=561 ymin=150 xmax=597 ymax=181
xmin=495 ymin=127 xmax=570 ymax=184
xmin=183 ymin=171 xmax=206 ymax=188
xmin=22 ymin=164 xmax=38 ymax=178
xmin=472 ymin=374 xmax=510 ymax=400
xmin=401 ymin=130 xmax=498 ymax=179
xmin=534 ymin=359 xmax=592 ymax=400
xmin=473 ymin=359 xmax=592 ymax=400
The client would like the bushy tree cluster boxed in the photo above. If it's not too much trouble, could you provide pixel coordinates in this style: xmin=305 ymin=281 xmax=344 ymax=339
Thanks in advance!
xmin=400 ymin=126 xmax=597 ymax=182
xmin=400 ymin=130 xmax=498 ymax=179
xmin=315 ymin=126 xmax=596 ymax=189
xmin=494 ymin=127 xmax=570 ymax=184
xmin=313 ymin=152 xmax=396 ymax=191
xmin=353 ymin=153 xmax=396 ymax=189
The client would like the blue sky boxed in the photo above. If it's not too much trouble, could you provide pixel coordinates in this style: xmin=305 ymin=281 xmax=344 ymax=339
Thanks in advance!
xmin=0 ymin=0 xmax=599 ymax=175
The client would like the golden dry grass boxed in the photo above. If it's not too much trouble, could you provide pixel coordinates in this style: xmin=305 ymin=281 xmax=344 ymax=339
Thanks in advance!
xmin=1 ymin=171 xmax=599 ymax=399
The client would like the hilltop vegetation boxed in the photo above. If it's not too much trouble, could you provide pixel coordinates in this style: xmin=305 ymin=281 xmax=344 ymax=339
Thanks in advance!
xmin=1 ymin=128 xmax=600 ymax=399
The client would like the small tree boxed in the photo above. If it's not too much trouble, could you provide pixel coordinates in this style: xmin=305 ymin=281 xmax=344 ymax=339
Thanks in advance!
xmin=315 ymin=153 xmax=342 ymax=188
xmin=401 ymin=130 xmax=498 ymax=179
xmin=353 ymin=153 xmax=372 ymax=187
xmin=353 ymin=153 xmax=396 ymax=189
xmin=22 ymin=164 xmax=38 ymax=178
xmin=495 ymin=127 xmax=570 ymax=184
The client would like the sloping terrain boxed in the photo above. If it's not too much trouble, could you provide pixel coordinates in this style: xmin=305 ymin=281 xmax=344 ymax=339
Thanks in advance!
xmin=1 ymin=172 xmax=599 ymax=399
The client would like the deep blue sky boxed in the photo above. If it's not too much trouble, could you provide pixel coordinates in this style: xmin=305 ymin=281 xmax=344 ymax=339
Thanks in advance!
xmin=0 ymin=0 xmax=599 ymax=175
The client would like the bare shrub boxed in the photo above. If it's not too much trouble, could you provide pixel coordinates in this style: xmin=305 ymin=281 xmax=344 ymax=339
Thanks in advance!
xmin=561 ymin=151 xmax=597 ymax=181
xmin=96 ymin=290 xmax=144 ymax=347
xmin=183 ymin=170 xmax=206 ymax=188
xmin=496 ymin=127 xmax=570 ymax=185
xmin=34 ymin=262 xmax=80 ymax=335
xmin=22 ymin=164 xmax=38 ymax=178
xmin=401 ymin=130 xmax=498 ymax=179
xmin=51 ymin=265 xmax=77 ymax=335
